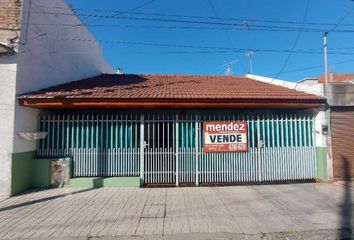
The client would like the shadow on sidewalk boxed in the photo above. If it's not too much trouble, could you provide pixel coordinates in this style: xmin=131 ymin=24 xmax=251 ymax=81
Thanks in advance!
xmin=339 ymin=156 xmax=353 ymax=240
xmin=0 ymin=188 xmax=94 ymax=212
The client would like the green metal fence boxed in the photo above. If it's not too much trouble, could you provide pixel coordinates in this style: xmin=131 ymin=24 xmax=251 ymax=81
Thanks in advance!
xmin=37 ymin=111 xmax=316 ymax=184
xmin=175 ymin=113 xmax=316 ymax=184
xmin=38 ymin=114 xmax=140 ymax=177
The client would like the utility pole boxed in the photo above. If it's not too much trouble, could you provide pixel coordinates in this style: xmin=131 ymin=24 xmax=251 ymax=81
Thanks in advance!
xmin=323 ymin=32 xmax=328 ymax=84
xmin=323 ymin=31 xmax=333 ymax=181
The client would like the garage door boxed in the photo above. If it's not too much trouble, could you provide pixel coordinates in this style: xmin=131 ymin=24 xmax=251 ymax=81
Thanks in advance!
xmin=331 ymin=108 xmax=354 ymax=179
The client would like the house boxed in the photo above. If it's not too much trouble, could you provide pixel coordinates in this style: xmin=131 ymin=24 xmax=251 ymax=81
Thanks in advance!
xmin=0 ymin=1 xmax=331 ymax=195
xmin=0 ymin=0 xmax=112 ymax=197
xmin=17 ymin=74 xmax=326 ymax=187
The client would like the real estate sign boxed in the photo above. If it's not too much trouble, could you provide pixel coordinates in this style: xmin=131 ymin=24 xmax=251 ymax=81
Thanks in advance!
xmin=203 ymin=122 xmax=248 ymax=152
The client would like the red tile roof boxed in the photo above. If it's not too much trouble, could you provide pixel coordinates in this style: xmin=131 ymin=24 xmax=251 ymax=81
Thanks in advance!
xmin=18 ymin=74 xmax=325 ymax=108
xmin=318 ymin=73 xmax=354 ymax=83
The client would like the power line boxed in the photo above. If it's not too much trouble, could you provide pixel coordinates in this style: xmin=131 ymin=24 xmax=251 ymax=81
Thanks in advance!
xmin=328 ymin=4 xmax=354 ymax=33
xmin=14 ymin=5 xmax=354 ymax=28
xmin=19 ymin=13 xmax=354 ymax=33
xmin=207 ymin=0 xmax=235 ymax=47
xmin=34 ymin=36 xmax=354 ymax=55
xmin=3 ymin=7 xmax=354 ymax=31
xmin=30 ymin=12 xmax=350 ymax=32
xmin=3 ymin=8 xmax=354 ymax=33
xmin=16 ymin=23 xmax=341 ymax=33
xmin=274 ymin=0 xmax=310 ymax=79
xmin=322 ymin=2 xmax=354 ymax=81
xmin=20 ymin=49 xmax=354 ymax=55
xmin=208 ymin=0 xmax=241 ymax=74
xmin=10 ymin=20 xmax=354 ymax=33
xmin=26 ymin=0 xmax=156 ymax=42
xmin=268 ymin=58 xmax=354 ymax=76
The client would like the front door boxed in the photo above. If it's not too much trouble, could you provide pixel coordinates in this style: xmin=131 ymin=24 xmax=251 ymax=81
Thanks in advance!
xmin=143 ymin=115 xmax=176 ymax=184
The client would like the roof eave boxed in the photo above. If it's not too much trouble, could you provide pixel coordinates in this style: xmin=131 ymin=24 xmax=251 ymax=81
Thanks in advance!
xmin=18 ymin=98 xmax=325 ymax=109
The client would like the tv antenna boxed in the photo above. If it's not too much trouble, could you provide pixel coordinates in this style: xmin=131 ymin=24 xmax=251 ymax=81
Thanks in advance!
xmin=219 ymin=59 xmax=239 ymax=76
xmin=245 ymin=50 xmax=254 ymax=74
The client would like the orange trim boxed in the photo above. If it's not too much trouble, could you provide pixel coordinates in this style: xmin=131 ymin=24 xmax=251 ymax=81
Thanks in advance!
xmin=19 ymin=99 xmax=324 ymax=109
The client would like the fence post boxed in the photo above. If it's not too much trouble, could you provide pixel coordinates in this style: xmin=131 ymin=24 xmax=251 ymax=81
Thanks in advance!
xmin=195 ymin=114 xmax=199 ymax=186
xmin=140 ymin=114 xmax=144 ymax=185
xmin=257 ymin=115 xmax=261 ymax=182
xmin=176 ymin=114 xmax=179 ymax=186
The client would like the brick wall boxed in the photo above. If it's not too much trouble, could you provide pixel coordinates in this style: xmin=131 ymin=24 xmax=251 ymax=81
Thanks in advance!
xmin=0 ymin=0 xmax=22 ymax=47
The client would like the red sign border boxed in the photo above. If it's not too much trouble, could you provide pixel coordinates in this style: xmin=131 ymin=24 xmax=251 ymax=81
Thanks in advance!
xmin=203 ymin=121 xmax=248 ymax=153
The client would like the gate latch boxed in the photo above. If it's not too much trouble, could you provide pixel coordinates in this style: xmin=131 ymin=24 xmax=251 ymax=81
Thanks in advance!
xmin=258 ymin=139 xmax=265 ymax=148
xmin=143 ymin=141 xmax=149 ymax=149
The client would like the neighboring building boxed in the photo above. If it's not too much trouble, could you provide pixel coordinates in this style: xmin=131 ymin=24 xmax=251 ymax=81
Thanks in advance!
xmin=0 ymin=0 xmax=112 ymax=197
xmin=247 ymin=73 xmax=354 ymax=181
xmin=318 ymin=73 xmax=354 ymax=84
xmin=317 ymin=73 xmax=354 ymax=180
xmin=17 ymin=74 xmax=326 ymax=188
xmin=0 ymin=0 xmax=21 ymax=54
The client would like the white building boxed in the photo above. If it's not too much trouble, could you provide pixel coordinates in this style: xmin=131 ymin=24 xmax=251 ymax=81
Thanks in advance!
xmin=0 ymin=0 xmax=112 ymax=197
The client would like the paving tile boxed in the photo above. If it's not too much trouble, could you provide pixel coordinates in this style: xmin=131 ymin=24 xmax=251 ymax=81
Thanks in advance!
xmin=0 ymin=183 xmax=353 ymax=239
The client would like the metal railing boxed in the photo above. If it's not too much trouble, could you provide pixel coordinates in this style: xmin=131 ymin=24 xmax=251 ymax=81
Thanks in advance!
xmin=37 ymin=112 xmax=317 ymax=184
xmin=38 ymin=114 xmax=140 ymax=177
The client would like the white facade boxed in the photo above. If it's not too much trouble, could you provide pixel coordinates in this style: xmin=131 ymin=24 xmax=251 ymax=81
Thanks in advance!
xmin=0 ymin=0 xmax=112 ymax=196
xmin=245 ymin=74 xmax=324 ymax=95
xmin=245 ymin=74 xmax=297 ymax=89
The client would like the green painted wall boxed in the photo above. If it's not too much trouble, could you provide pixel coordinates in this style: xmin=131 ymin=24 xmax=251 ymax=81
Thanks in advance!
xmin=12 ymin=155 xmax=72 ymax=195
xmin=69 ymin=177 xmax=140 ymax=188
xmin=11 ymin=152 xmax=139 ymax=196
xmin=11 ymin=151 xmax=36 ymax=196
xmin=10 ymin=147 xmax=327 ymax=195
xmin=31 ymin=159 xmax=52 ymax=189
xmin=316 ymin=147 xmax=328 ymax=181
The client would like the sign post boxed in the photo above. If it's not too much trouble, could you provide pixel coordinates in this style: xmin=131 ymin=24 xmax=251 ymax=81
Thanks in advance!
xmin=203 ymin=122 xmax=248 ymax=152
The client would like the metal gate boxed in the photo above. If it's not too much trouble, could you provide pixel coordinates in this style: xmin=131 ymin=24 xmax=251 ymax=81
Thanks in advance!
xmin=142 ymin=114 xmax=199 ymax=185
xmin=37 ymin=112 xmax=317 ymax=185
xmin=143 ymin=114 xmax=176 ymax=184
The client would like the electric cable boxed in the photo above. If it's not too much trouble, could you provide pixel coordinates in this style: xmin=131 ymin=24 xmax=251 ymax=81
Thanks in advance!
xmin=274 ymin=0 xmax=310 ymax=79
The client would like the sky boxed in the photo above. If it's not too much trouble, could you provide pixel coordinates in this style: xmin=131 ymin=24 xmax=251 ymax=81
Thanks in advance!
xmin=64 ymin=0 xmax=354 ymax=81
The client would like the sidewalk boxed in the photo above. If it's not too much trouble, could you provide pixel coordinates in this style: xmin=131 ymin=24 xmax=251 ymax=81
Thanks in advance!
xmin=0 ymin=183 xmax=352 ymax=239
xmin=15 ymin=229 xmax=352 ymax=240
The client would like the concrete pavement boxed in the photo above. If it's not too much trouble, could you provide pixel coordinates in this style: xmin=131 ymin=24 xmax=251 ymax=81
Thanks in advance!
xmin=0 ymin=183 xmax=352 ymax=239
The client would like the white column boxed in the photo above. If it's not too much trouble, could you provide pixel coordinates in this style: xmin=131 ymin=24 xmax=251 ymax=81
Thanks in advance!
xmin=175 ymin=114 xmax=179 ymax=187
xmin=140 ymin=114 xmax=144 ymax=184
xmin=195 ymin=114 xmax=199 ymax=186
